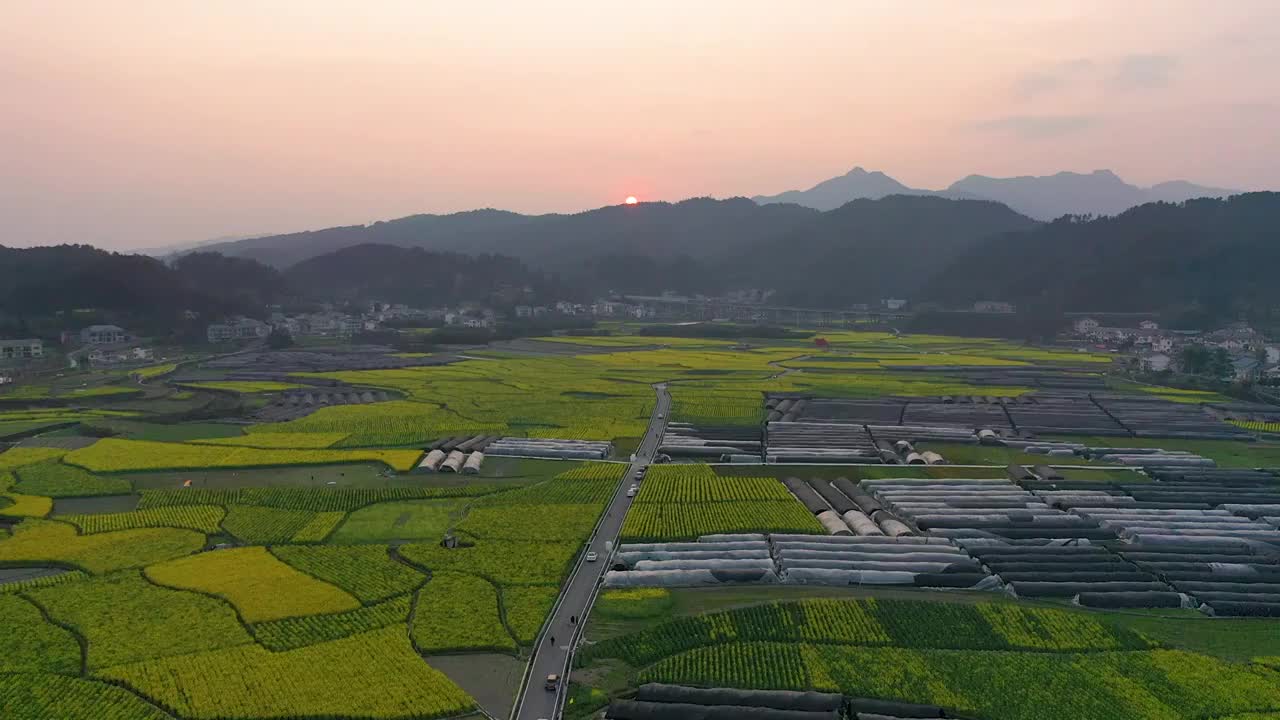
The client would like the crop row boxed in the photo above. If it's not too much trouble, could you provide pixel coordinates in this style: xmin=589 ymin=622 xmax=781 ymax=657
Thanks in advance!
xmin=289 ymin=511 xmax=347 ymax=542
xmin=179 ymin=380 xmax=304 ymax=393
xmin=98 ymin=626 xmax=476 ymax=719
xmin=0 ymin=569 xmax=88 ymax=594
xmin=0 ymin=492 xmax=52 ymax=519
xmin=12 ymin=459 xmax=131 ymax=497
xmin=1232 ymin=420 xmax=1280 ymax=434
xmin=64 ymin=438 xmax=423 ymax=473
xmin=399 ymin=539 xmax=577 ymax=586
xmin=412 ymin=572 xmax=515 ymax=654
xmin=585 ymin=598 xmax=1151 ymax=667
xmin=145 ymin=546 xmax=361 ymax=623
xmin=619 ymin=500 xmax=824 ymax=542
xmin=638 ymin=644 xmax=1280 ymax=720
xmin=27 ymin=570 xmax=252 ymax=670
xmin=636 ymin=466 xmax=796 ymax=503
xmin=138 ymin=483 xmax=504 ymax=512
xmin=0 ymin=594 xmax=81 ymax=674
xmin=0 ymin=447 xmax=68 ymax=473
xmin=0 ymin=519 xmax=204 ymax=574
xmin=271 ymin=545 xmax=425 ymax=603
xmin=457 ymin=503 xmax=604 ymax=542
xmin=0 ymin=673 xmax=172 ymax=720
xmin=252 ymin=594 xmax=412 ymax=652
xmin=63 ymin=505 xmax=225 ymax=535
xmin=221 ymin=505 xmax=318 ymax=543
xmin=190 ymin=431 xmax=351 ymax=449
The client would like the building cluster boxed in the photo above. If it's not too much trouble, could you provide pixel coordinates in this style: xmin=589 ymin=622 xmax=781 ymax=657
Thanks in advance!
xmin=206 ymin=311 xmax=378 ymax=343
xmin=1070 ymin=317 xmax=1280 ymax=381
xmin=0 ymin=324 xmax=162 ymax=370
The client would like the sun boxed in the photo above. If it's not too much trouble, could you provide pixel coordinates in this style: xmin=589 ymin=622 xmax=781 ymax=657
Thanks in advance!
xmin=624 ymin=196 xmax=638 ymax=205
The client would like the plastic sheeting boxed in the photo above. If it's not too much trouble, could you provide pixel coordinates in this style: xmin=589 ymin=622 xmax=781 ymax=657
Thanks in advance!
xmin=817 ymin=510 xmax=852 ymax=536
xmin=633 ymin=684 xmax=842 ymax=712
xmin=1076 ymin=591 xmax=1187 ymax=609
xmin=847 ymin=698 xmax=945 ymax=718
xmin=621 ymin=542 xmax=768 ymax=553
xmin=417 ymin=449 xmax=446 ymax=472
xmin=606 ymin=700 xmax=838 ymax=720
xmin=842 ymin=510 xmax=884 ymax=536
xmin=604 ymin=568 xmax=780 ymax=587
xmin=633 ymin=559 xmax=777 ymax=572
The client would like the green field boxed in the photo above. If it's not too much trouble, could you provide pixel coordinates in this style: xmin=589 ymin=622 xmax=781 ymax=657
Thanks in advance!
xmin=0 ymin=328 xmax=1275 ymax=720
xmin=573 ymin=589 xmax=1280 ymax=720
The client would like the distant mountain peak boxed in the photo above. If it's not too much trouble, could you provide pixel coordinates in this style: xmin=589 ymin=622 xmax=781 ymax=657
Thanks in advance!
xmin=753 ymin=166 xmax=921 ymax=211
xmin=759 ymin=167 xmax=1240 ymax=220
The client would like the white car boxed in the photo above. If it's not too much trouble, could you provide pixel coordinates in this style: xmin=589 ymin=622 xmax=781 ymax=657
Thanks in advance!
xmin=626 ymin=488 xmax=637 ymax=497
xmin=585 ymin=551 xmax=598 ymax=562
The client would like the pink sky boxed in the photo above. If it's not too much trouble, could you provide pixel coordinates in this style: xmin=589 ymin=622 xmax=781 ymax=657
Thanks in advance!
xmin=3 ymin=1 xmax=1277 ymax=250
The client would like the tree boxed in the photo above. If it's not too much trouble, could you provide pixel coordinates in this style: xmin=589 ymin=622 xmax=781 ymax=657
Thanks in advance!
xmin=1209 ymin=347 xmax=1233 ymax=380
xmin=266 ymin=330 xmax=294 ymax=349
xmin=1180 ymin=345 xmax=1211 ymax=375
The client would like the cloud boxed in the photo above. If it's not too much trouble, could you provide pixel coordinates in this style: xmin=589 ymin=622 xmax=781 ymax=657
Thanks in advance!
xmin=1012 ymin=59 xmax=1094 ymax=99
xmin=973 ymin=114 xmax=1098 ymax=139
xmin=1108 ymin=54 xmax=1178 ymax=90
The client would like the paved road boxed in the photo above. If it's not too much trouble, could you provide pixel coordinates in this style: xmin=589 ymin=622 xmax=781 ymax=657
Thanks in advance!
xmin=512 ymin=383 xmax=670 ymax=720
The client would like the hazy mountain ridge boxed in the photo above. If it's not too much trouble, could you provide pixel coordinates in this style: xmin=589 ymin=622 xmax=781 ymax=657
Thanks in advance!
xmin=755 ymin=167 xmax=1239 ymax=220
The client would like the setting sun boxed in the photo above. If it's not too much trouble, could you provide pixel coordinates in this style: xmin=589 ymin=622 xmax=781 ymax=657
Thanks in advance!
xmin=625 ymin=196 xmax=638 ymax=205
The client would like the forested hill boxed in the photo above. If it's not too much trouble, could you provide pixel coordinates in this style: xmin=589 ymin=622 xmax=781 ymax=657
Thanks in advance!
xmin=194 ymin=195 xmax=1043 ymax=305
xmin=0 ymin=244 xmax=565 ymax=336
xmin=283 ymin=244 xmax=573 ymax=307
xmin=924 ymin=192 xmax=1280 ymax=323
xmin=719 ymin=195 xmax=1039 ymax=306
xmin=198 ymin=198 xmax=820 ymax=270
xmin=0 ymin=246 xmax=288 ymax=335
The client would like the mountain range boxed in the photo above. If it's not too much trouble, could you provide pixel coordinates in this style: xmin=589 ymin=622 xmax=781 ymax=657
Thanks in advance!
xmin=6 ymin=192 xmax=1278 ymax=334
xmin=752 ymin=167 xmax=1239 ymax=220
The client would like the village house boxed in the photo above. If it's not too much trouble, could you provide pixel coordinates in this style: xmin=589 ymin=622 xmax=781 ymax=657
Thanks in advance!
xmin=1140 ymin=352 xmax=1172 ymax=373
xmin=206 ymin=316 xmax=270 ymax=343
xmin=89 ymin=346 xmax=154 ymax=366
xmin=1073 ymin=317 xmax=1100 ymax=335
xmin=0 ymin=338 xmax=43 ymax=362
xmin=79 ymin=324 xmax=128 ymax=345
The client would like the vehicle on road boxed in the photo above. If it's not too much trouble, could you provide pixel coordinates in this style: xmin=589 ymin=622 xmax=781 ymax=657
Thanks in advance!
xmin=585 ymin=551 xmax=598 ymax=562
xmin=544 ymin=674 xmax=559 ymax=691
xmin=626 ymin=488 xmax=636 ymax=497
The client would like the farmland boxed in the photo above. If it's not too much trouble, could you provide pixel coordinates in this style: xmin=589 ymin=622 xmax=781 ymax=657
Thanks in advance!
xmin=620 ymin=464 xmax=824 ymax=541
xmin=1 ymin=327 xmax=1278 ymax=720
xmin=575 ymin=593 xmax=1280 ymax=720
xmin=64 ymin=438 xmax=423 ymax=472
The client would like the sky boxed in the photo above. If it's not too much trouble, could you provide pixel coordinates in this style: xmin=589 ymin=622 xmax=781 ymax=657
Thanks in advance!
xmin=2 ymin=1 xmax=1278 ymax=250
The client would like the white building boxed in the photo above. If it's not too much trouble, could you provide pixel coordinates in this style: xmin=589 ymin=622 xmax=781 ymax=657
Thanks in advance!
xmin=89 ymin=346 xmax=154 ymax=365
xmin=1139 ymin=320 xmax=1160 ymax=331
xmin=80 ymin=325 xmax=127 ymax=345
xmin=881 ymin=298 xmax=907 ymax=311
xmin=973 ymin=301 xmax=1016 ymax=314
xmin=515 ymin=305 xmax=533 ymax=318
xmin=1140 ymin=352 xmax=1172 ymax=373
xmin=1073 ymin=317 xmax=1100 ymax=335
xmin=206 ymin=317 xmax=270 ymax=343
xmin=0 ymin=338 xmax=43 ymax=361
